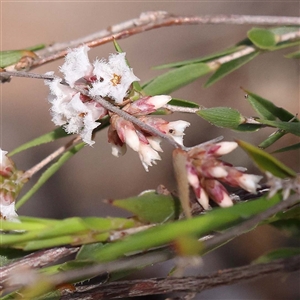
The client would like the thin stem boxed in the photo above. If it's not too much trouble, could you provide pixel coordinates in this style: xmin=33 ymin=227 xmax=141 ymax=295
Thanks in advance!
xmin=75 ymin=88 xmax=183 ymax=149
xmin=33 ymin=13 xmax=300 ymax=68
xmin=22 ymin=136 xmax=81 ymax=180
xmin=0 ymin=71 xmax=55 ymax=81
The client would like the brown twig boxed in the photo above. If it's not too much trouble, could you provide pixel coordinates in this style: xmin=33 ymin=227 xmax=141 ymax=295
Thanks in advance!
xmin=59 ymin=255 xmax=300 ymax=299
xmin=0 ymin=246 xmax=79 ymax=291
xmin=33 ymin=13 xmax=300 ymax=68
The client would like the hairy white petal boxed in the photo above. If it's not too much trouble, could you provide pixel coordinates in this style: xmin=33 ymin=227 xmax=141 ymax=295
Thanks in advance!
xmin=60 ymin=45 xmax=93 ymax=87
xmin=147 ymin=136 xmax=163 ymax=152
xmin=167 ymin=120 xmax=190 ymax=145
xmin=138 ymin=143 xmax=161 ymax=172
xmin=91 ymin=52 xmax=139 ymax=103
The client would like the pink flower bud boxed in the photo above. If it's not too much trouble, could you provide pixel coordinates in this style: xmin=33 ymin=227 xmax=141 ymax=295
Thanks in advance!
xmin=203 ymin=179 xmax=233 ymax=207
xmin=124 ymin=95 xmax=171 ymax=115
xmin=212 ymin=142 xmax=238 ymax=156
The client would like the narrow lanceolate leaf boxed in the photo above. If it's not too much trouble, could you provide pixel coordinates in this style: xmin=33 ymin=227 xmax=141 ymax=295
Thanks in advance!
xmin=143 ymin=63 xmax=213 ymax=95
xmin=247 ymin=28 xmax=278 ymax=49
xmin=16 ymin=142 xmax=85 ymax=209
xmin=258 ymin=120 xmax=300 ymax=137
xmin=258 ymin=131 xmax=286 ymax=149
xmin=237 ymin=140 xmax=297 ymax=178
xmin=285 ymin=50 xmax=300 ymax=59
xmin=204 ymin=51 xmax=259 ymax=87
xmin=197 ymin=107 xmax=245 ymax=129
xmin=88 ymin=194 xmax=282 ymax=262
xmin=111 ymin=190 xmax=181 ymax=223
xmin=0 ymin=50 xmax=37 ymax=68
xmin=153 ymin=46 xmax=242 ymax=69
xmin=272 ymin=142 xmax=300 ymax=153
xmin=8 ymin=127 xmax=69 ymax=157
xmin=168 ymin=98 xmax=199 ymax=109
xmin=172 ymin=149 xmax=191 ymax=218
xmin=244 ymin=89 xmax=298 ymax=122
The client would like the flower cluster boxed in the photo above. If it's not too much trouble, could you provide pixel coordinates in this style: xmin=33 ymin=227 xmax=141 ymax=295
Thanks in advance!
xmin=45 ymin=45 xmax=139 ymax=146
xmin=45 ymin=46 xmax=190 ymax=171
xmin=182 ymin=141 xmax=262 ymax=209
xmin=0 ymin=149 xmax=26 ymax=221
xmin=108 ymin=96 xmax=190 ymax=171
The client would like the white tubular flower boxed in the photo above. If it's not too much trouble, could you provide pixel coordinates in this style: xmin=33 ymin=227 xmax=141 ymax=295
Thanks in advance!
xmin=237 ymin=173 xmax=263 ymax=194
xmin=138 ymin=142 xmax=161 ymax=172
xmin=90 ymin=52 xmax=140 ymax=103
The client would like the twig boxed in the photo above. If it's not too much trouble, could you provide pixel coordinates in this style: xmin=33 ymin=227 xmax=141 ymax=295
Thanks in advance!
xmin=0 ymin=246 xmax=79 ymax=291
xmin=33 ymin=13 xmax=300 ymax=68
xmin=59 ymin=255 xmax=300 ymax=299
xmin=75 ymin=88 xmax=183 ymax=150
xmin=21 ymin=136 xmax=82 ymax=180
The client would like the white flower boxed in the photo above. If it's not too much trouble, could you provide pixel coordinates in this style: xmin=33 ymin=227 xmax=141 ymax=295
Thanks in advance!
xmin=90 ymin=52 xmax=140 ymax=103
xmin=237 ymin=174 xmax=263 ymax=193
xmin=60 ymin=45 xmax=93 ymax=87
xmin=46 ymin=78 xmax=106 ymax=146
xmin=138 ymin=142 xmax=161 ymax=172
xmin=165 ymin=120 xmax=190 ymax=145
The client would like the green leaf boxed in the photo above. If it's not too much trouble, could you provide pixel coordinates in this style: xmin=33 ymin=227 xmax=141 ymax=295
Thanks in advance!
xmin=153 ymin=46 xmax=243 ymax=69
xmin=16 ymin=142 xmax=85 ymax=209
xmin=247 ymin=28 xmax=278 ymax=49
xmin=8 ymin=127 xmax=69 ymax=157
xmin=111 ymin=190 xmax=181 ymax=223
xmin=143 ymin=63 xmax=213 ymax=95
xmin=168 ymin=98 xmax=199 ymax=109
xmin=237 ymin=140 xmax=297 ymax=178
xmin=253 ymin=248 xmax=300 ymax=264
xmin=285 ymin=50 xmax=300 ymax=59
xmin=197 ymin=107 xmax=245 ymax=129
xmin=76 ymin=243 xmax=105 ymax=260
xmin=234 ymin=123 xmax=263 ymax=132
xmin=272 ymin=142 xmax=300 ymax=153
xmin=258 ymin=131 xmax=286 ymax=149
xmin=204 ymin=51 xmax=259 ymax=87
xmin=88 ymin=194 xmax=283 ymax=262
xmin=244 ymin=89 xmax=298 ymax=122
xmin=258 ymin=120 xmax=300 ymax=136
xmin=0 ymin=50 xmax=35 ymax=68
